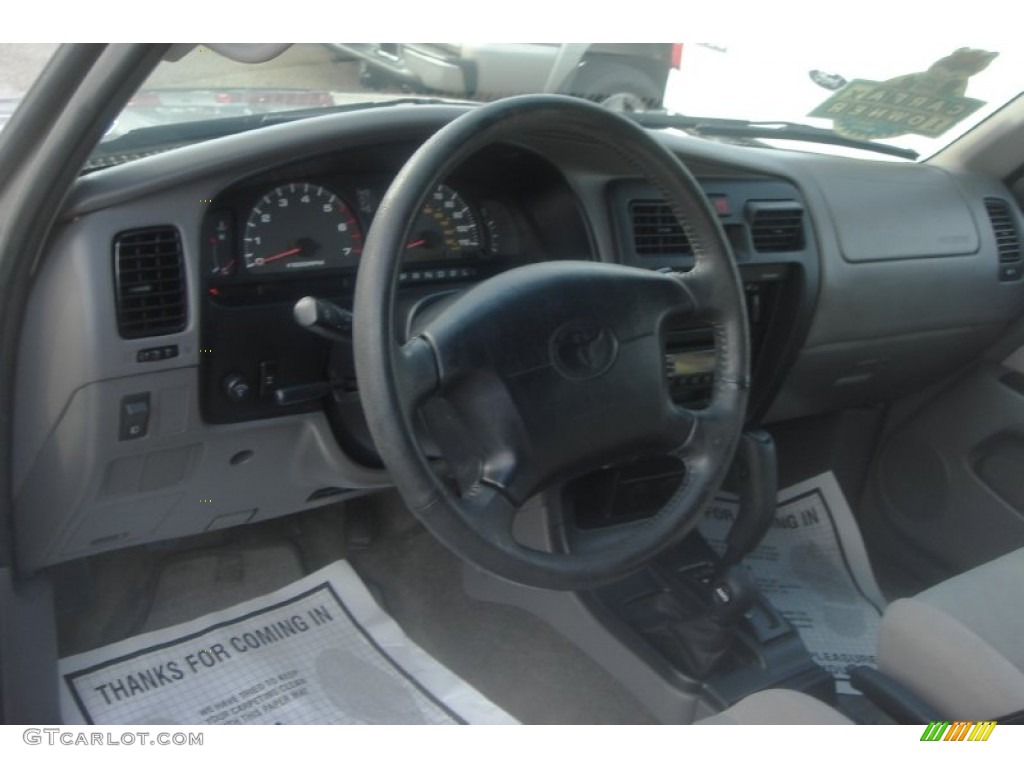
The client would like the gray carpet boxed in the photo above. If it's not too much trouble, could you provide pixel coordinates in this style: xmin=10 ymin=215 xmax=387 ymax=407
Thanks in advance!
xmin=56 ymin=519 xmax=312 ymax=656
xmin=55 ymin=495 xmax=657 ymax=724
xmin=339 ymin=493 xmax=658 ymax=724
xmin=140 ymin=544 xmax=305 ymax=633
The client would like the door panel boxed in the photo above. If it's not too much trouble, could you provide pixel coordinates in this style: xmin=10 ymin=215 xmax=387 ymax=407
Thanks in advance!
xmin=867 ymin=350 xmax=1024 ymax=577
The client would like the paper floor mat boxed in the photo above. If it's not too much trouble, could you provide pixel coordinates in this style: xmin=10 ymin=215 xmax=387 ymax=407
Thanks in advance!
xmin=59 ymin=560 xmax=516 ymax=724
xmin=699 ymin=472 xmax=886 ymax=693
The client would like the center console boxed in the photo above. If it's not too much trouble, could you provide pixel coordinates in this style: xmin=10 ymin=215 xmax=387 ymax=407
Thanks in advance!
xmin=610 ymin=172 xmax=818 ymax=422
xmin=465 ymin=444 xmax=835 ymax=723
xmin=463 ymin=173 xmax=827 ymax=720
xmin=582 ymin=520 xmax=836 ymax=715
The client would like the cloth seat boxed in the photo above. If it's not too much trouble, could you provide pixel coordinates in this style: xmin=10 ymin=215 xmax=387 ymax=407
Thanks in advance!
xmin=698 ymin=689 xmax=852 ymax=725
xmin=701 ymin=548 xmax=1024 ymax=724
xmin=877 ymin=547 xmax=1024 ymax=720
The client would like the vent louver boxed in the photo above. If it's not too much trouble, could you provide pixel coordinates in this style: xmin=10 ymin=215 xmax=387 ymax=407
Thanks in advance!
xmin=749 ymin=202 xmax=805 ymax=253
xmin=630 ymin=200 xmax=691 ymax=255
xmin=113 ymin=227 xmax=186 ymax=339
xmin=985 ymin=198 xmax=1021 ymax=264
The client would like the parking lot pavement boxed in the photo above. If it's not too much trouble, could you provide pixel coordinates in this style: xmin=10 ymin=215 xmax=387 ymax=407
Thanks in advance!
xmin=0 ymin=44 xmax=370 ymax=135
xmin=0 ymin=43 xmax=57 ymax=99
xmin=145 ymin=44 xmax=362 ymax=92
xmin=1 ymin=44 xmax=362 ymax=101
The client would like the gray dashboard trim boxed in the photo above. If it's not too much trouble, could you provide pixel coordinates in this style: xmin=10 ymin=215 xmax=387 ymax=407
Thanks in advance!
xmin=65 ymin=106 xmax=472 ymax=218
xmin=16 ymin=101 xmax=1024 ymax=569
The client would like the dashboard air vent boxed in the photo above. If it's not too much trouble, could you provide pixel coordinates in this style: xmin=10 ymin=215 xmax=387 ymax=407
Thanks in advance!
xmin=630 ymin=200 xmax=691 ymax=255
xmin=113 ymin=227 xmax=187 ymax=339
xmin=985 ymin=198 xmax=1021 ymax=264
xmin=748 ymin=202 xmax=805 ymax=253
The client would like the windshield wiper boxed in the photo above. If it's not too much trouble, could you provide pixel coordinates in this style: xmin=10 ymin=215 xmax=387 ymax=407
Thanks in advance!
xmin=632 ymin=112 xmax=919 ymax=161
xmin=86 ymin=96 xmax=479 ymax=171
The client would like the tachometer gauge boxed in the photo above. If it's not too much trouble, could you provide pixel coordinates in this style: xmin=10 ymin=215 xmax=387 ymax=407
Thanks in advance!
xmin=404 ymin=185 xmax=481 ymax=262
xmin=243 ymin=184 xmax=362 ymax=274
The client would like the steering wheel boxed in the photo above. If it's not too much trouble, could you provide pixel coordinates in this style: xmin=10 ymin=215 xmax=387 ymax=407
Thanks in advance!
xmin=353 ymin=95 xmax=749 ymax=590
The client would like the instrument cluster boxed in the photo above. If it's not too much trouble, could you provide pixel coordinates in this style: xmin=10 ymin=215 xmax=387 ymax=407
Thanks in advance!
xmin=202 ymin=176 xmax=523 ymax=289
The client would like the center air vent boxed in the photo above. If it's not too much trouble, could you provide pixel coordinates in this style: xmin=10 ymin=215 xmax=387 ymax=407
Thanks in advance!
xmin=748 ymin=202 xmax=805 ymax=253
xmin=630 ymin=200 xmax=691 ymax=255
xmin=113 ymin=227 xmax=187 ymax=339
xmin=984 ymin=199 xmax=1021 ymax=281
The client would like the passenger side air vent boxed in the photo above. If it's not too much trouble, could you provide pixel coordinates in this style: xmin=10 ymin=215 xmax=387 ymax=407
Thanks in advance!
xmin=985 ymin=198 xmax=1022 ymax=282
xmin=630 ymin=200 xmax=691 ymax=255
xmin=748 ymin=202 xmax=805 ymax=253
xmin=113 ymin=227 xmax=187 ymax=339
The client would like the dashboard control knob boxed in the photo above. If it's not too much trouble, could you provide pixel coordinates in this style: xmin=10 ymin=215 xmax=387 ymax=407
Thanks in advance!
xmin=223 ymin=374 xmax=251 ymax=402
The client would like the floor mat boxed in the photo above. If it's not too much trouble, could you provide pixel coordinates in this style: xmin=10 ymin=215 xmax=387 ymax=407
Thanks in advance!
xmin=699 ymin=471 xmax=887 ymax=693
xmin=58 ymin=560 xmax=516 ymax=725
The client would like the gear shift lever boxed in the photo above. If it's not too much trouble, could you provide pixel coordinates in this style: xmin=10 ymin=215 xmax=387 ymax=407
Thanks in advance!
xmin=719 ymin=430 xmax=778 ymax=572
xmin=624 ymin=431 xmax=781 ymax=679
xmin=706 ymin=430 xmax=777 ymax=632
xmin=710 ymin=567 xmax=756 ymax=624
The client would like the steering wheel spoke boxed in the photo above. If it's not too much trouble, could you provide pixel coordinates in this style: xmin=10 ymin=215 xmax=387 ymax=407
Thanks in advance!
xmin=669 ymin=404 xmax=728 ymax=464
xmin=395 ymin=335 xmax=441 ymax=416
xmin=458 ymin=482 xmax=520 ymax=542
xmin=673 ymin=265 xmax=721 ymax=323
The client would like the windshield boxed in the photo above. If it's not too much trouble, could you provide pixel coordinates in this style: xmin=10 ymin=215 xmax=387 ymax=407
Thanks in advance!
xmin=665 ymin=42 xmax=1020 ymax=158
xmin=7 ymin=43 xmax=1022 ymax=162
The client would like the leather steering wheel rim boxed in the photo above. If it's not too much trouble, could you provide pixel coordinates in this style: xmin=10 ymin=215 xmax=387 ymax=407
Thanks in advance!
xmin=353 ymin=95 xmax=749 ymax=590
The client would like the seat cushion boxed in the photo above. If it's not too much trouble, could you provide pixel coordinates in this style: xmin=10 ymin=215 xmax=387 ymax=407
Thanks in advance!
xmin=877 ymin=548 xmax=1024 ymax=720
xmin=698 ymin=689 xmax=853 ymax=725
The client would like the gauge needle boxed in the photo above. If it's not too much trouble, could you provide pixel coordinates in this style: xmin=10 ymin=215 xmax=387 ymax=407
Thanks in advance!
xmin=260 ymin=246 xmax=303 ymax=264
xmin=405 ymin=239 xmax=426 ymax=249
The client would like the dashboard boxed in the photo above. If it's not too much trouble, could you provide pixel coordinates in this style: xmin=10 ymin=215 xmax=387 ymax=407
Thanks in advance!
xmin=11 ymin=103 xmax=1024 ymax=573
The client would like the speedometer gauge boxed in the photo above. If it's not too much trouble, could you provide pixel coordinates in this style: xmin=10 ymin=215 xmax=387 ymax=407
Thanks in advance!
xmin=243 ymin=184 xmax=362 ymax=274
xmin=404 ymin=185 xmax=481 ymax=262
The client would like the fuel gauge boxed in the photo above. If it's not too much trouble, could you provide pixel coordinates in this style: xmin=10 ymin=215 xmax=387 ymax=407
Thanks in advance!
xmin=203 ymin=210 xmax=236 ymax=277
